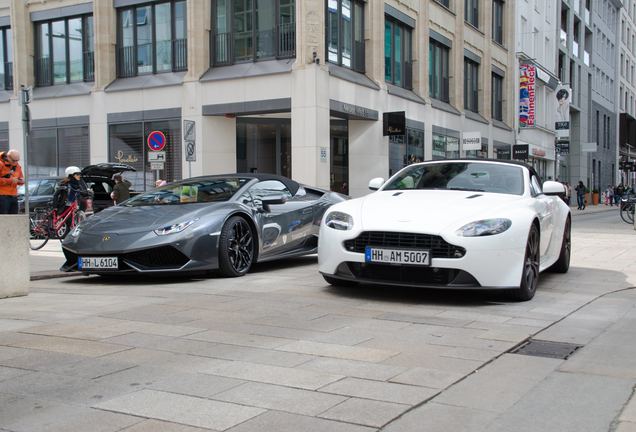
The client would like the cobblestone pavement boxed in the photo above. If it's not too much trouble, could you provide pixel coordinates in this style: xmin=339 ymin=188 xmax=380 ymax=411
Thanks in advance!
xmin=0 ymin=207 xmax=634 ymax=431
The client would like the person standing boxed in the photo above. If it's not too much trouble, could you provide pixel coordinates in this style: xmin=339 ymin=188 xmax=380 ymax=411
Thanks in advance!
xmin=110 ymin=174 xmax=131 ymax=204
xmin=575 ymin=180 xmax=586 ymax=210
xmin=605 ymin=184 xmax=614 ymax=206
xmin=0 ymin=150 xmax=25 ymax=214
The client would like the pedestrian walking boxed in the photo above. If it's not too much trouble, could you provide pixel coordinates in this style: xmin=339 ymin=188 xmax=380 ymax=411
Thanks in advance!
xmin=110 ymin=174 xmax=131 ymax=205
xmin=0 ymin=149 xmax=25 ymax=214
xmin=614 ymin=183 xmax=624 ymax=205
xmin=605 ymin=184 xmax=614 ymax=206
xmin=575 ymin=180 xmax=586 ymax=210
xmin=564 ymin=182 xmax=572 ymax=206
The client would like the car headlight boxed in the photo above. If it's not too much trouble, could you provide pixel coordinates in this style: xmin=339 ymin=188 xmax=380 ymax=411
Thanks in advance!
xmin=456 ymin=218 xmax=512 ymax=237
xmin=153 ymin=219 xmax=198 ymax=236
xmin=71 ymin=225 xmax=81 ymax=238
xmin=325 ymin=211 xmax=354 ymax=230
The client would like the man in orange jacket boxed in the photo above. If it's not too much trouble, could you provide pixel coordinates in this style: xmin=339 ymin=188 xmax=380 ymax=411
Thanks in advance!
xmin=0 ymin=149 xmax=25 ymax=214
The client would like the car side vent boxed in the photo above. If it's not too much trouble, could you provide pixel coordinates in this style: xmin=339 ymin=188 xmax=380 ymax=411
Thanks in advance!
xmin=466 ymin=194 xmax=482 ymax=199
xmin=392 ymin=192 xmax=403 ymax=196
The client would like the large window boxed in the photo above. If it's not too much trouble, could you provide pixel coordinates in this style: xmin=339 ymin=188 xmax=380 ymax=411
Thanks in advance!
xmin=429 ymin=39 xmax=450 ymax=102
xmin=35 ymin=16 xmax=94 ymax=86
xmin=0 ymin=27 xmax=12 ymax=90
xmin=28 ymin=126 xmax=90 ymax=177
xmin=492 ymin=72 xmax=503 ymax=121
xmin=464 ymin=58 xmax=479 ymax=112
xmin=492 ymin=0 xmax=504 ymax=45
xmin=117 ymin=1 xmax=187 ymax=78
xmin=213 ymin=0 xmax=295 ymax=66
xmin=465 ymin=0 xmax=478 ymax=27
xmin=384 ymin=17 xmax=412 ymax=89
xmin=327 ymin=0 xmax=365 ymax=73
xmin=389 ymin=128 xmax=424 ymax=176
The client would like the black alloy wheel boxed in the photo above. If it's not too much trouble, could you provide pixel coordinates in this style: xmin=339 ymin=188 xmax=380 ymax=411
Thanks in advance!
xmin=219 ymin=216 xmax=255 ymax=277
xmin=512 ymin=224 xmax=540 ymax=301
xmin=548 ymin=218 xmax=571 ymax=273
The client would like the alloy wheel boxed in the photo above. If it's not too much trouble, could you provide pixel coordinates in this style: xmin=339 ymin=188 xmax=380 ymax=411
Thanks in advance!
xmin=227 ymin=219 xmax=253 ymax=273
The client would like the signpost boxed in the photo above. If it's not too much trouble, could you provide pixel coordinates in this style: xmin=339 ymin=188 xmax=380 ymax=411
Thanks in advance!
xmin=147 ymin=131 xmax=167 ymax=184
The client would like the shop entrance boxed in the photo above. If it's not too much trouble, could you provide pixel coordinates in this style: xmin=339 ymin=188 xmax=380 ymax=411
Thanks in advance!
xmin=330 ymin=120 xmax=349 ymax=195
xmin=237 ymin=118 xmax=291 ymax=177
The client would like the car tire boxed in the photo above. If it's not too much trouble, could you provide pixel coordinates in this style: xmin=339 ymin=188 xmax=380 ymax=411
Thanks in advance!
xmin=323 ymin=274 xmax=358 ymax=287
xmin=218 ymin=216 xmax=255 ymax=277
xmin=511 ymin=224 xmax=540 ymax=302
xmin=548 ymin=218 xmax=570 ymax=274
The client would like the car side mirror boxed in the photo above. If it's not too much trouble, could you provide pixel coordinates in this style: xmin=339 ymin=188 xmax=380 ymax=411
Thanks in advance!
xmin=260 ymin=195 xmax=287 ymax=212
xmin=368 ymin=177 xmax=385 ymax=191
xmin=543 ymin=181 xmax=566 ymax=196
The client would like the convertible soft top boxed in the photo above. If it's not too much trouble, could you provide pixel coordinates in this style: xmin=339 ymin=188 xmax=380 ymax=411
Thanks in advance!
xmin=185 ymin=173 xmax=301 ymax=196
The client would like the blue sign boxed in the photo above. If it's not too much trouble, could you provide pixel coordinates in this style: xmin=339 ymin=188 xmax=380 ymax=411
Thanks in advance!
xmin=147 ymin=131 xmax=167 ymax=152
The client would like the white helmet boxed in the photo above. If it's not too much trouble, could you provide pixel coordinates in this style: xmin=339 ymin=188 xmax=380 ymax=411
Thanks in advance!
xmin=65 ymin=166 xmax=81 ymax=177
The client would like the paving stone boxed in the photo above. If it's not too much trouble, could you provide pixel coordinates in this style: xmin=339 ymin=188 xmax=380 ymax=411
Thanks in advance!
xmin=0 ymin=350 xmax=88 ymax=372
xmin=48 ymin=357 xmax=137 ymax=379
xmin=483 ymin=372 xmax=634 ymax=432
xmin=381 ymin=350 xmax=483 ymax=375
xmin=318 ymin=397 xmax=409 ymax=428
xmin=319 ymin=377 xmax=438 ymax=405
xmin=298 ymin=357 xmax=406 ymax=381
xmin=184 ymin=329 xmax=294 ymax=349
xmin=382 ymin=401 xmax=498 ymax=432
xmin=95 ymin=389 xmax=265 ymax=430
xmin=121 ymin=419 xmax=212 ymax=432
xmin=22 ymin=322 xmax=133 ymax=340
xmin=0 ymin=332 xmax=129 ymax=357
xmin=276 ymin=340 xmax=398 ymax=362
xmin=149 ymin=372 xmax=245 ymax=398
xmin=0 ymin=319 xmax=44 ymax=332
xmin=434 ymin=354 xmax=562 ymax=412
xmin=199 ymin=359 xmax=343 ymax=390
xmin=621 ymin=395 xmax=636 ymax=423
xmin=376 ymin=312 xmax=472 ymax=328
xmin=0 ymin=365 xmax=32 ymax=382
xmin=389 ymin=367 xmax=465 ymax=389
xmin=214 ymin=382 xmax=347 ymax=416
xmin=226 ymin=410 xmax=375 ymax=432
xmin=305 ymin=326 xmax=375 ymax=346
xmin=0 ymin=346 xmax=30 ymax=362
xmin=616 ymin=421 xmax=636 ymax=432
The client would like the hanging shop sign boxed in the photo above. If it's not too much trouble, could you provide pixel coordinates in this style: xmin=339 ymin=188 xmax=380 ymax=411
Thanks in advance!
xmin=383 ymin=111 xmax=406 ymax=136
xmin=513 ymin=144 xmax=529 ymax=161
xmin=519 ymin=64 xmax=536 ymax=128
xmin=555 ymin=85 xmax=571 ymax=139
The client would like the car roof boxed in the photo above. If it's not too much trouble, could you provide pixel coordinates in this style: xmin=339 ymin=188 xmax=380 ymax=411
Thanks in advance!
xmin=413 ymin=158 xmax=539 ymax=180
xmin=179 ymin=173 xmax=301 ymax=196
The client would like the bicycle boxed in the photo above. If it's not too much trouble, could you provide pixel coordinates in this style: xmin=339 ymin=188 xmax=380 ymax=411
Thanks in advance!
xmin=29 ymin=199 xmax=86 ymax=250
xmin=619 ymin=194 xmax=635 ymax=224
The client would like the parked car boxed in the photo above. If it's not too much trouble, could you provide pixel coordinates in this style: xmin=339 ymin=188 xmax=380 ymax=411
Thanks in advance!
xmin=318 ymin=159 xmax=571 ymax=301
xmin=18 ymin=163 xmax=136 ymax=215
xmin=61 ymin=173 xmax=348 ymax=277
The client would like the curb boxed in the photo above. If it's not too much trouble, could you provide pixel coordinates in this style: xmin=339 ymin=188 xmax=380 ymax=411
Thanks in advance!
xmin=30 ymin=272 xmax=82 ymax=281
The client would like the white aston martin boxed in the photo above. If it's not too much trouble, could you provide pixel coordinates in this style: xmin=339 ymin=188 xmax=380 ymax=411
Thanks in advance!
xmin=318 ymin=160 xmax=571 ymax=301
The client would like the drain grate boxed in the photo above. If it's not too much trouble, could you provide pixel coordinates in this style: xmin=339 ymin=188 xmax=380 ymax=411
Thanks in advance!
xmin=509 ymin=339 xmax=583 ymax=360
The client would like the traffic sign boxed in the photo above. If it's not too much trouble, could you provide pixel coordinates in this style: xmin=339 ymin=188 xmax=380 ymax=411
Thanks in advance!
xmin=184 ymin=120 xmax=195 ymax=141
xmin=148 ymin=151 xmax=166 ymax=162
xmin=185 ymin=140 xmax=196 ymax=162
xmin=147 ymin=131 xmax=167 ymax=151
xmin=150 ymin=162 xmax=165 ymax=171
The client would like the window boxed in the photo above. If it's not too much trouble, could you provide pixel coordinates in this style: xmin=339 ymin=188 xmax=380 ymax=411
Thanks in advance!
xmin=28 ymin=126 xmax=90 ymax=177
xmin=492 ymin=72 xmax=503 ymax=121
xmin=35 ymin=16 xmax=94 ymax=86
xmin=429 ymin=39 xmax=450 ymax=102
xmin=492 ymin=0 xmax=504 ymax=45
xmin=385 ymin=17 xmax=412 ymax=89
xmin=465 ymin=0 xmax=478 ymax=27
xmin=0 ymin=27 xmax=12 ymax=90
xmin=435 ymin=0 xmax=450 ymax=7
xmin=117 ymin=1 xmax=187 ymax=78
xmin=212 ymin=0 xmax=295 ymax=66
xmin=464 ymin=58 xmax=479 ymax=112
xmin=327 ymin=0 xmax=365 ymax=72
xmin=389 ymin=128 xmax=424 ymax=176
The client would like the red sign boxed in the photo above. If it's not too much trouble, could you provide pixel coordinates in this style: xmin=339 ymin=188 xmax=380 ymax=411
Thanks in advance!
xmin=147 ymin=131 xmax=167 ymax=151
xmin=519 ymin=65 xmax=536 ymax=128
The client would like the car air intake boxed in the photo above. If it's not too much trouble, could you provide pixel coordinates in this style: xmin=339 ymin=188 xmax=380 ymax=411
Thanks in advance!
xmin=344 ymin=231 xmax=465 ymax=259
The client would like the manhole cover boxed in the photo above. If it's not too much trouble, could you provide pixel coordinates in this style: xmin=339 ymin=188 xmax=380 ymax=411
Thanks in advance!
xmin=509 ymin=339 xmax=583 ymax=360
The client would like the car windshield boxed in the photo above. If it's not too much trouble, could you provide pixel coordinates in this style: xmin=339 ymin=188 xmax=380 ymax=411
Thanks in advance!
xmin=123 ymin=178 xmax=249 ymax=206
xmin=383 ymin=162 xmax=525 ymax=195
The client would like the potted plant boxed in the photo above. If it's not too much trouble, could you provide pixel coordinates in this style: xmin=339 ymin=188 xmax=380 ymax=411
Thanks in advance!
xmin=592 ymin=188 xmax=600 ymax=205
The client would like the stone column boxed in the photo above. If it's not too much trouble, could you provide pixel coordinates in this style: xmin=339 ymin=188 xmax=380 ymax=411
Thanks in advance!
xmin=9 ymin=0 xmax=33 ymax=89
xmin=185 ymin=0 xmax=210 ymax=81
xmin=94 ymin=0 xmax=117 ymax=90
xmin=0 ymin=215 xmax=29 ymax=298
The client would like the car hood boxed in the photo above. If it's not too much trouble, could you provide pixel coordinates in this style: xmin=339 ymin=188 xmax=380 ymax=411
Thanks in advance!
xmin=79 ymin=203 xmax=227 ymax=234
xmin=354 ymin=190 xmax=524 ymax=233
xmin=82 ymin=163 xmax=136 ymax=179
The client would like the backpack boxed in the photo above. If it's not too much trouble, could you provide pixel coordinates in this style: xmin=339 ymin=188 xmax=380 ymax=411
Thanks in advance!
xmin=52 ymin=184 xmax=68 ymax=212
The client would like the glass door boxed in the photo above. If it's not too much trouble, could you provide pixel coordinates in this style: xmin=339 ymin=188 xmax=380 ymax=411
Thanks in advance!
xmin=330 ymin=120 xmax=349 ymax=194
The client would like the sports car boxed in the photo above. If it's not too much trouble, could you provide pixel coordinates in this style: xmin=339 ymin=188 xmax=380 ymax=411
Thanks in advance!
xmin=318 ymin=160 xmax=571 ymax=301
xmin=61 ymin=174 xmax=347 ymax=276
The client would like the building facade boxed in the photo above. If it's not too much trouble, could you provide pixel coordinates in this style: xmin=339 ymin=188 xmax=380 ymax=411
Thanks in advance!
xmin=0 ymin=0 xmax=516 ymax=197
xmin=619 ymin=0 xmax=636 ymax=187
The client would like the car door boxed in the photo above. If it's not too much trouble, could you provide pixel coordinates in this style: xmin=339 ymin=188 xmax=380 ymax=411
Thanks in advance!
xmin=247 ymin=180 xmax=294 ymax=258
xmin=529 ymin=173 xmax=555 ymax=259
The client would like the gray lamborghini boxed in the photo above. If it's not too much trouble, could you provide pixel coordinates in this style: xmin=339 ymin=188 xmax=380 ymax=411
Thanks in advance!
xmin=61 ymin=174 xmax=347 ymax=277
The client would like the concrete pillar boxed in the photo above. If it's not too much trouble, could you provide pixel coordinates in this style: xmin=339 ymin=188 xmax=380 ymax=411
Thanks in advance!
xmin=0 ymin=215 xmax=29 ymax=298
xmin=200 ymin=115 xmax=236 ymax=176
xmin=94 ymin=0 xmax=117 ymax=90
xmin=349 ymin=119 xmax=386 ymax=198
xmin=185 ymin=0 xmax=210 ymax=81
xmin=9 ymin=0 xmax=33 ymax=89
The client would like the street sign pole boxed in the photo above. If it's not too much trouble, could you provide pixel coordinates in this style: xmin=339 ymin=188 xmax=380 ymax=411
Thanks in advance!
xmin=21 ymin=86 xmax=31 ymax=216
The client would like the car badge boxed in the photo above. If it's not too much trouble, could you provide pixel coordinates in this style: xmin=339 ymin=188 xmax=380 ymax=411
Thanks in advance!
xmin=102 ymin=234 xmax=111 ymax=241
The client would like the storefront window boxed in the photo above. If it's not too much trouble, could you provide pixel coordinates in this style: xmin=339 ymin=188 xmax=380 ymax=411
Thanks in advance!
xmin=28 ymin=126 xmax=90 ymax=177
xmin=494 ymin=145 xmax=511 ymax=160
xmin=432 ymin=133 xmax=446 ymax=160
xmin=330 ymin=120 xmax=349 ymax=195
xmin=236 ymin=118 xmax=291 ymax=178
xmin=465 ymin=141 xmax=488 ymax=159
xmin=108 ymin=119 xmax=182 ymax=191
xmin=389 ymin=128 xmax=424 ymax=176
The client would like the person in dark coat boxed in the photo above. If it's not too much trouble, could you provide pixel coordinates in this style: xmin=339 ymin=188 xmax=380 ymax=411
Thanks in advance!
xmin=110 ymin=174 xmax=131 ymax=204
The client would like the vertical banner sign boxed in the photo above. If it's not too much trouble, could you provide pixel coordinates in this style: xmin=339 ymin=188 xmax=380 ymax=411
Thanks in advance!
xmin=519 ymin=65 xmax=536 ymax=128
xmin=555 ymin=85 xmax=571 ymax=139
xmin=462 ymin=131 xmax=481 ymax=151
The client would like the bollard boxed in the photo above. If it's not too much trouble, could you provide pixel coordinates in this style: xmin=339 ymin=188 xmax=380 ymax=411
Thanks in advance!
xmin=0 ymin=215 xmax=30 ymax=298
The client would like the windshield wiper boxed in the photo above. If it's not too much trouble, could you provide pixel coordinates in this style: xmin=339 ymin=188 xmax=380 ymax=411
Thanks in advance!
xmin=449 ymin=187 xmax=485 ymax=192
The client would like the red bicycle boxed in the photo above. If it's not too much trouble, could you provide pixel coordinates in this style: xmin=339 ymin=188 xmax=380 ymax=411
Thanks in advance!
xmin=29 ymin=199 xmax=86 ymax=250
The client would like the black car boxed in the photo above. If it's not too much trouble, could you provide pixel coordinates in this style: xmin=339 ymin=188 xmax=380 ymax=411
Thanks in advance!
xmin=18 ymin=163 xmax=136 ymax=215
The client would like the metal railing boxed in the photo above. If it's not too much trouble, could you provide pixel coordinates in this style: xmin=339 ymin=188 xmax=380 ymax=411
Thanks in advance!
xmin=278 ymin=22 xmax=295 ymax=58
xmin=117 ymin=45 xmax=137 ymax=78
xmin=212 ymin=23 xmax=295 ymax=66
xmin=3 ymin=61 xmax=12 ymax=90
xmin=117 ymin=39 xmax=187 ymax=78
xmin=83 ymin=51 xmax=95 ymax=82
xmin=35 ymin=57 xmax=52 ymax=86
xmin=173 ymin=38 xmax=187 ymax=71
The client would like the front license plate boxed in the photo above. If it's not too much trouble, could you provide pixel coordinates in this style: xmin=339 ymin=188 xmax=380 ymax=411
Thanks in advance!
xmin=365 ymin=247 xmax=431 ymax=266
xmin=78 ymin=256 xmax=118 ymax=270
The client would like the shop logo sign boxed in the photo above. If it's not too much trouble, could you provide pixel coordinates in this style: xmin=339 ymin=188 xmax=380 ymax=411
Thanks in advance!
xmin=462 ymin=131 xmax=481 ymax=151
xmin=513 ymin=144 xmax=529 ymax=160
xmin=114 ymin=150 xmax=139 ymax=164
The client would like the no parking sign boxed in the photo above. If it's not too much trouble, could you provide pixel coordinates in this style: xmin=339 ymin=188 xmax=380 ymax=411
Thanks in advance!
xmin=147 ymin=131 xmax=167 ymax=152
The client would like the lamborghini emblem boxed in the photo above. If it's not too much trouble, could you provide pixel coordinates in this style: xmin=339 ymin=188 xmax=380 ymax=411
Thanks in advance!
xmin=102 ymin=234 xmax=111 ymax=241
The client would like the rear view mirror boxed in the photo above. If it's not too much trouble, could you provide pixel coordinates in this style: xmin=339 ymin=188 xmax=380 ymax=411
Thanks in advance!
xmin=261 ymin=195 xmax=287 ymax=211
xmin=368 ymin=177 xmax=385 ymax=191
xmin=543 ymin=181 xmax=565 ymax=196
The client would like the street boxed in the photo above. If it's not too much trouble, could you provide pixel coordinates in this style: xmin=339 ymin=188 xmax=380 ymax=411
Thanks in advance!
xmin=1 ymin=208 xmax=635 ymax=431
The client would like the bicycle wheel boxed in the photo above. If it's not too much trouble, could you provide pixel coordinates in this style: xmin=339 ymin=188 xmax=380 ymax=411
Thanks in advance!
xmin=29 ymin=210 xmax=51 ymax=250
xmin=620 ymin=202 xmax=635 ymax=224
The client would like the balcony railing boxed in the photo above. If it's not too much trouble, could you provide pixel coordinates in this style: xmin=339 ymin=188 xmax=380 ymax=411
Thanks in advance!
xmin=560 ymin=29 xmax=567 ymax=46
xmin=35 ymin=57 xmax=52 ymax=87
xmin=173 ymin=38 xmax=187 ymax=72
xmin=3 ymin=61 xmax=12 ymax=90
xmin=117 ymin=45 xmax=137 ymax=78
xmin=117 ymin=39 xmax=187 ymax=78
xmin=573 ymin=41 xmax=579 ymax=57
xmin=213 ymin=23 xmax=296 ymax=66
xmin=584 ymin=50 xmax=590 ymax=66
xmin=83 ymin=51 xmax=95 ymax=82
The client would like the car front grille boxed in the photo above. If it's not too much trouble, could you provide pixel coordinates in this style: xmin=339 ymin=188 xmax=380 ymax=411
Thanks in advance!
xmin=344 ymin=231 xmax=465 ymax=258
xmin=341 ymin=262 xmax=479 ymax=287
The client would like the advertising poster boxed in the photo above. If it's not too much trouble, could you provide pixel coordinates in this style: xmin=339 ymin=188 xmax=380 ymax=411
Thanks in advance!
xmin=555 ymin=85 xmax=571 ymax=139
xmin=519 ymin=65 xmax=536 ymax=128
